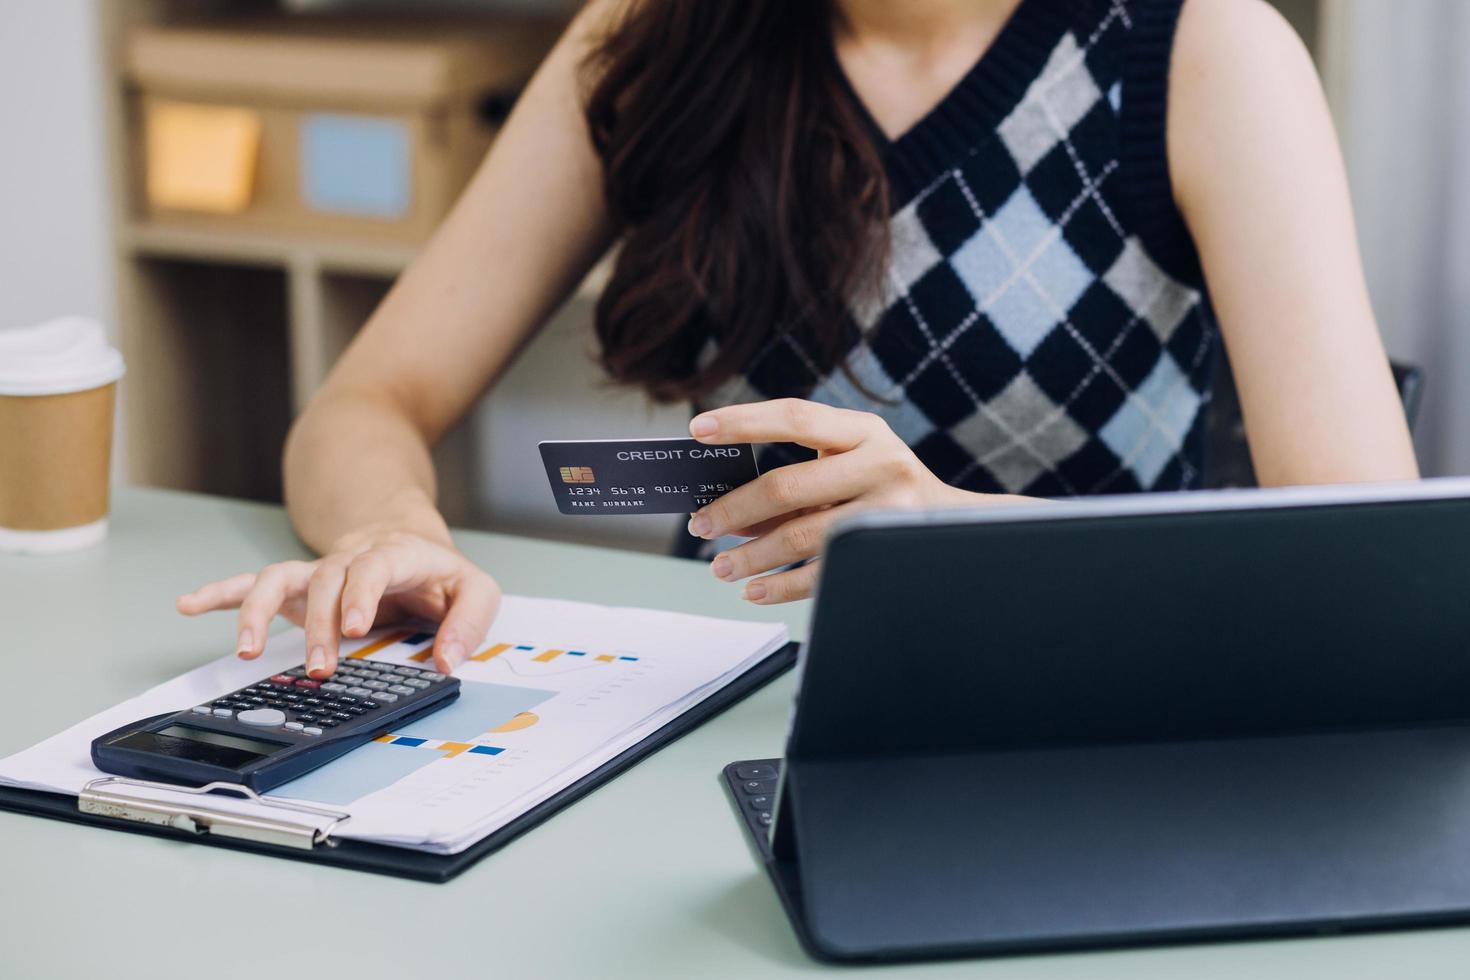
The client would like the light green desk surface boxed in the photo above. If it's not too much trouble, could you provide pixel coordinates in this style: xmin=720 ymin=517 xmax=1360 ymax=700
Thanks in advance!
xmin=2 ymin=487 xmax=1469 ymax=979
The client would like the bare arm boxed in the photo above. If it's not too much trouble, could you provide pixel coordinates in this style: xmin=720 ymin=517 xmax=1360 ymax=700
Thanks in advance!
xmin=287 ymin=8 xmax=616 ymax=552
xmin=1169 ymin=0 xmax=1419 ymax=485
xmin=179 ymin=6 xmax=619 ymax=674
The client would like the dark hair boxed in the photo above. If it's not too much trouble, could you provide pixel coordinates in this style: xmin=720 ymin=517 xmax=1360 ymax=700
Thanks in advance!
xmin=582 ymin=0 xmax=889 ymax=403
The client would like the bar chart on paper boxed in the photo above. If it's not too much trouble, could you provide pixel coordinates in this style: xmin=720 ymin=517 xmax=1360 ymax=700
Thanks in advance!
xmin=0 ymin=593 xmax=790 ymax=856
xmin=272 ymin=680 xmax=557 ymax=805
xmin=271 ymin=628 xmax=659 ymax=808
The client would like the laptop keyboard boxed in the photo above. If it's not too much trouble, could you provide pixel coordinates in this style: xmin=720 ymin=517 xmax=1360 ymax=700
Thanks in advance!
xmin=724 ymin=758 xmax=781 ymax=841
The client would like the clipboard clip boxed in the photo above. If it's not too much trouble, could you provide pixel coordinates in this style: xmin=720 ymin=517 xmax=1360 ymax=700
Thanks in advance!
xmin=79 ymin=776 xmax=351 ymax=851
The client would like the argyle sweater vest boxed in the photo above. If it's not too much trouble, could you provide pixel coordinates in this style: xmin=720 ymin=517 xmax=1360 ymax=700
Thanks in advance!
xmin=699 ymin=0 xmax=1217 ymax=497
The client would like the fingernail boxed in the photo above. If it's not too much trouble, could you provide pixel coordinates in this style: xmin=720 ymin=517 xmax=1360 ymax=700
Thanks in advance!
xmin=688 ymin=514 xmax=712 ymax=538
xmin=744 ymin=582 xmax=767 ymax=602
xmin=236 ymin=629 xmax=254 ymax=655
xmin=690 ymin=415 xmax=718 ymax=438
xmin=307 ymin=646 xmax=326 ymax=674
xmin=442 ymin=640 xmax=465 ymax=671
xmin=343 ymin=608 xmax=364 ymax=634
xmin=711 ymin=555 xmax=734 ymax=580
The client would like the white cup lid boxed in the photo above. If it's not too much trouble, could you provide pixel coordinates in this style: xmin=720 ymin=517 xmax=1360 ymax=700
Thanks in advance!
xmin=0 ymin=318 xmax=125 ymax=396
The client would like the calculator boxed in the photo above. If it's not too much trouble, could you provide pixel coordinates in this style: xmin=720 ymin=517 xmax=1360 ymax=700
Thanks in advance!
xmin=91 ymin=661 xmax=461 ymax=793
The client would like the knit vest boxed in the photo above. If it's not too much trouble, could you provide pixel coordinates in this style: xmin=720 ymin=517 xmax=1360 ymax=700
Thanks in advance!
xmin=699 ymin=0 xmax=1217 ymax=497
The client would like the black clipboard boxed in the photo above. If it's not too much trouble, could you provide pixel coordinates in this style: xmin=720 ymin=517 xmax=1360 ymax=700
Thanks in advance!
xmin=0 ymin=641 xmax=798 ymax=883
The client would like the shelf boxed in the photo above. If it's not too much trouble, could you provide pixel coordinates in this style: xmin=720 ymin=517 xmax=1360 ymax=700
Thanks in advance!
xmin=125 ymin=221 xmax=418 ymax=276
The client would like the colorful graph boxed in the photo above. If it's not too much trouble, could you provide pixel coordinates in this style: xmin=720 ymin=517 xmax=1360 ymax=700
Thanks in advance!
xmin=490 ymin=711 xmax=538 ymax=733
xmin=410 ymin=641 xmax=641 ymax=674
xmin=374 ymin=735 xmax=506 ymax=758
xmin=271 ymin=680 xmax=553 ymax=805
xmin=347 ymin=629 xmax=435 ymax=661
xmin=343 ymin=630 xmax=639 ymax=672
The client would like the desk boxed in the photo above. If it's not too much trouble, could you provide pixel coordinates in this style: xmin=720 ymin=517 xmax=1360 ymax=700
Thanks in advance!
xmin=2 ymin=488 xmax=1468 ymax=979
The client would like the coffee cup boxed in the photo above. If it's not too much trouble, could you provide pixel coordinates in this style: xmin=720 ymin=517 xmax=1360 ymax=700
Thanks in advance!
xmin=0 ymin=318 xmax=125 ymax=554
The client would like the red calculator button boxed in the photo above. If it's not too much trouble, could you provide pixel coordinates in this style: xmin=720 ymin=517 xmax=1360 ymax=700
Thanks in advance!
xmin=294 ymin=679 xmax=321 ymax=689
xmin=270 ymin=675 xmax=295 ymax=685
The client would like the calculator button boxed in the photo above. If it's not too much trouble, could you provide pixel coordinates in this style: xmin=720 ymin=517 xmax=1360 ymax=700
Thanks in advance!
xmin=344 ymin=706 xmax=366 ymax=716
xmin=316 ymin=719 xmax=339 ymax=729
xmin=421 ymin=672 xmax=448 ymax=682
xmin=287 ymin=667 xmax=307 ymax=677
xmin=269 ymin=675 xmax=295 ymax=685
xmin=403 ymin=678 xmax=430 ymax=689
xmin=336 ymin=695 xmax=359 ymax=705
xmin=361 ymin=700 xmax=380 ymax=710
xmin=734 ymin=764 xmax=778 ymax=781
xmin=391 ymin=666 xmax=420 ymax=676
xmin=758 ymin=812 xmax=773 ymax=827
xmin=238 ymin=708 xmax=287 ymax=727
xmin=321 ymin=682 xmax=347 ymax=692
xmin=212 ymin=708 xmax=233 ymax=718
xmin=330 ymin=711 xmax=354 ymax=721
xmin=747 ymin=796 xmax=773 ymax=810
xmin=301 ymin=697 xmax=323 ymax=706
xmin=375 ymin=692 xmax=399 ymax=703
xmin=244 ymin=696 xmax=266 ymax=705
xmin=303 ymin=727 xmax=324 ymax=736
xmin=191 ymin=705 xmax=212 ymax=715
xmin=294 ymin=679 xmax=321 ymax=689
xmin=742 ymin=780 xmax=776 ymax=795
xmin=346 ymin=686 xmax=373 ymax=697
xmin=388 ymin=684 xmax=415 ymax=695
xmin=284 ymin=722 xmax=304 ymax=732
xmin=362 ymin=680 xmax=389 ymax=690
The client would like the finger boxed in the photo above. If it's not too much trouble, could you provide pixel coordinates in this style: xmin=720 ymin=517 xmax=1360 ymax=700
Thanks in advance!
xmin=176 ymin=572 xmax=257 ymax=615
xmin=743 ymin=560 xmax=821 ymax=605
xmin=303 ymin=560 xmax=350 ymax=677
xmin=235 ymin=562 xmax=314 ymax=659
xmin=692 ymin=453 xmax=870 ymax=540
xmin=712 ymin=506 xmax=850 ymax=582
xmin=725 ymin=505 xmax=827 ymax=540
xmin=340 ymin=550 xmax=395 ymax=637
xmin=433 ymin=570 xmax=502 ymax=674
xmin=690 ymin=398 xmax=878 ymax=452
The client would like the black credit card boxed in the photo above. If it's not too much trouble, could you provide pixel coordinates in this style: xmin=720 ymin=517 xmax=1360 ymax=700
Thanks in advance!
xmin=538 ymin=438 xmax=761 ymax=515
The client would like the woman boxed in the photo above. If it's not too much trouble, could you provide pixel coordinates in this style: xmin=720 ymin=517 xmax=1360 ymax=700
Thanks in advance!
xmin=179 ymin=0 xmax=1418 ymax=677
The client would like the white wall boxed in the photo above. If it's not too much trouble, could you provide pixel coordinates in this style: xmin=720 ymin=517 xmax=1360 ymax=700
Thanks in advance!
xmin=1322 ymin=0 xmax=1470 ymax=476
xmin=0 ymin=1 xmax=113 ymax=333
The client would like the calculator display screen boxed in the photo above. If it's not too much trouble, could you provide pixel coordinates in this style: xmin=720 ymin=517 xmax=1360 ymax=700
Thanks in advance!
xmin=108 ymin=725 xmax=288 ymax=770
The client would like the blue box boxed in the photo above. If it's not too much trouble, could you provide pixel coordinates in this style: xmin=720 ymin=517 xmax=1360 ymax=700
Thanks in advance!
xmin=300 ymin=113 xmax=411 ymax=219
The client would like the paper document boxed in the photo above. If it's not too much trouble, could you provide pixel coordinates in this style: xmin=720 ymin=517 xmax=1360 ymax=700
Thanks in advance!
xmin=0 ymin=596 xmax=787 ymax=854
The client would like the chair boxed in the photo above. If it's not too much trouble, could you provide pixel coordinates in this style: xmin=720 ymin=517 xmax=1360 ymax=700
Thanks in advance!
xmin=1201 ymin=356 xmax=1425 ymax=490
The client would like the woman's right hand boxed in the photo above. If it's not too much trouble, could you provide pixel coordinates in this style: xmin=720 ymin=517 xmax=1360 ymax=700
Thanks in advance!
xmin=175 ymin=526 xmax=501 ymax=679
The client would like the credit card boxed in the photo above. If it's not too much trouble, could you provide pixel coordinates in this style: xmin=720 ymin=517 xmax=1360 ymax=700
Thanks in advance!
xmin=538 ymin=438 xmax=760 ymax=515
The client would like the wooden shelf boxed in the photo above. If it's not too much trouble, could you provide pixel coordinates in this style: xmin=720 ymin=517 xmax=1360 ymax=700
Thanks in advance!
xmin=99 ymin=0 xmax=573 ymax=524
xmin=124 ymin=221 xmax=418 ymax=276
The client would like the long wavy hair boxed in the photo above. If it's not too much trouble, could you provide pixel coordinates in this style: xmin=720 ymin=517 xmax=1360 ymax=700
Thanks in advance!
xmin=582 ymin=0 xmax=890 ymax=403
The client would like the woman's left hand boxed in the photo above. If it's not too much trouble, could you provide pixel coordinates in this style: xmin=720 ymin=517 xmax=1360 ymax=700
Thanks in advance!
xmin=686 ymin=399 xmax=1022 ymax=603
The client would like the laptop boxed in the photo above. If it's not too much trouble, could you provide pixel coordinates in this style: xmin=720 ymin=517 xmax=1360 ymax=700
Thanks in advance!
xmin=724 ymin=478 xmax=1470 ymax=962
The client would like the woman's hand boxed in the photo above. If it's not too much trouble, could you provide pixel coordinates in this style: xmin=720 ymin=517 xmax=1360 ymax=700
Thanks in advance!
xmin=176 ymin=526 xmax=501 ymax=678
xmin=686 ymin=399 xmax=1023 ymax=604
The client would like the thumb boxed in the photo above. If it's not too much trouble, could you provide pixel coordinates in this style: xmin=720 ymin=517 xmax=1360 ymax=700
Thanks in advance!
xmin=432 ymin=570 xmax=502 ymax=674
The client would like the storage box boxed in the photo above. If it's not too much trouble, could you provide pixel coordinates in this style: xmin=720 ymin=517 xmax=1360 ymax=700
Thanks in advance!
xmin=126 ymin=13 xmax=563 ymax=243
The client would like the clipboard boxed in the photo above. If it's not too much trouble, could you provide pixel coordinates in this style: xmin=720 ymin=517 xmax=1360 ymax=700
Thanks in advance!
xmin=0 ymin=641 xmax=798 ymax=883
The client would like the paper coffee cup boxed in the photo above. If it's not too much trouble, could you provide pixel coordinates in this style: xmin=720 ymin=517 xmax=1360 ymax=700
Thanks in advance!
xmin=0 ymin=318 xmax=125 ymax=554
